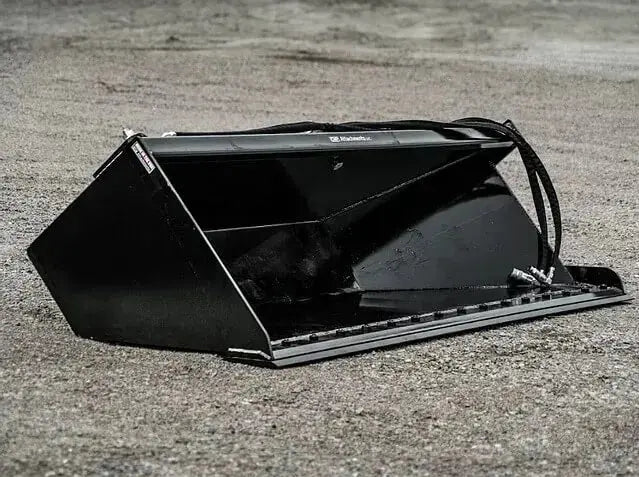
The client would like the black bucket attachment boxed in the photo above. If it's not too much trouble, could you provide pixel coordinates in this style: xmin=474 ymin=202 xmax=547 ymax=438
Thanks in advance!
xmin=28 ymin=123 xmax=631 ymax=366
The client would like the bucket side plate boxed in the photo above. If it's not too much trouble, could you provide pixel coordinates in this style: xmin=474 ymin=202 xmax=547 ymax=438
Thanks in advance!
xmin=27 ymin=143 xmax=270 ymax=355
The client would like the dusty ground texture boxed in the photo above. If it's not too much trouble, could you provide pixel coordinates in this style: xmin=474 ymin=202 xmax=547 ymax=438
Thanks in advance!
xmin=1 ymin=0 xmax=638 ymax=475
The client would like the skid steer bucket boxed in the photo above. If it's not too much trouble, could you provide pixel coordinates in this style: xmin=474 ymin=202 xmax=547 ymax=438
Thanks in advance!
xmin=28 ymin=122 xmax=631 ymax=366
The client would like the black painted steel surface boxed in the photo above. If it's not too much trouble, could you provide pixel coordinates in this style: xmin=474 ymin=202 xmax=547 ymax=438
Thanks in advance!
xmin=27 ymin=128 xmax=631 ymax=366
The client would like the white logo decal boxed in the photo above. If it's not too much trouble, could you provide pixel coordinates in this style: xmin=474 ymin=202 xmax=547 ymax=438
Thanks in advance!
xmin=131 ymin=142 xmax=155 ymax=174
xmin=328 ymin=135 xmax=372 ymax=143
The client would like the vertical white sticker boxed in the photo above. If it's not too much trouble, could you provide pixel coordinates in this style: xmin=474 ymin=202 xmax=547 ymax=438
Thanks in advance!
xmin=131 ymin=142 xmax=156 ymax=173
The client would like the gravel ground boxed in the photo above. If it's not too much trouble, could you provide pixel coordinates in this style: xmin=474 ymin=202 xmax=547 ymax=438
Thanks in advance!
xmin=1 ymin=1 xmax=638 ymax=475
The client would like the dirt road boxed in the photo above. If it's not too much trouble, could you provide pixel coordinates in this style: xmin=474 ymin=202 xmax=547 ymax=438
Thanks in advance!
xmin=1 ymin=1 xmax=638 ymax=475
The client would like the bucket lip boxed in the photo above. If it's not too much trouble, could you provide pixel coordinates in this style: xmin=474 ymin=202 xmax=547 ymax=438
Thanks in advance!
xmin=139 ymin=129 xmax=514 ymax=159
xmin=149 ymin=127 xmax=501 ymax=140
xmin=226 ymin=283 xmax=631 ymax=367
